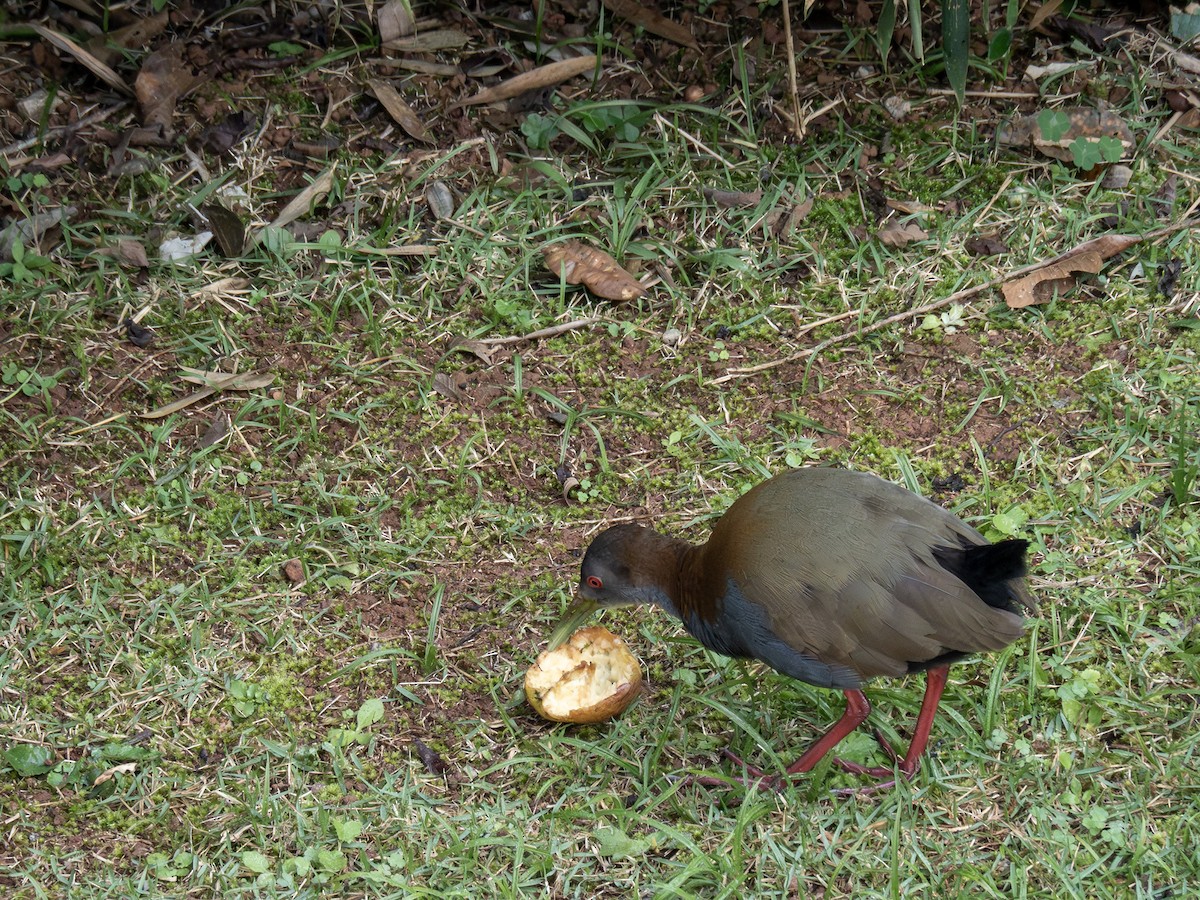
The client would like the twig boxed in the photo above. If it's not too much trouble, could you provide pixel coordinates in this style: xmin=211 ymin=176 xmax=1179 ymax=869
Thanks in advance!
xmin=0 ymin=101 xmax=129 ymax=158
xmin=477 ymin=317 xmax=601 ymax=346
xmin=713 ymin=217 xmax=1200 ymax=385
xmin=780 ymin=0 xmax=803 ymax=138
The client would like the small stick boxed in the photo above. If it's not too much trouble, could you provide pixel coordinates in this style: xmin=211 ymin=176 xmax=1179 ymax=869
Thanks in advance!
xmin=780 ymin=0 xmax=803 ymax=138
xmin=477 ymin=317 xmax=601 ymax=346
xmin=0 ymin=101 xmax=129 ymax=157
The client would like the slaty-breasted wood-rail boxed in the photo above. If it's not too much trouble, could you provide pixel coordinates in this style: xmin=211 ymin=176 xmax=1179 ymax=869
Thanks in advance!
xmin=548 ymin=467 xmax=1037 ymax=792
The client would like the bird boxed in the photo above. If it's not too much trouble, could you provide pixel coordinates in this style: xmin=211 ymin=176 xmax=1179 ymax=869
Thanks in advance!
xmin=547 ymin=466 xmax=1037 ymax=792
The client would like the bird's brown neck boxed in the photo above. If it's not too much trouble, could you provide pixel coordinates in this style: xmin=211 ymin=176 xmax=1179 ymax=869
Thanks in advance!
xmin=624 ymin=528 xmax=722 ymax=623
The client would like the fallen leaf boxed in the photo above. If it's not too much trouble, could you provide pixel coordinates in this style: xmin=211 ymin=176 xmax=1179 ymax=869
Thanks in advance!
xmin=85 ymin=11 xmax=170 ymax=67
xmin=1029 ymin=0 xmax=1066 ymax=30
xmin=601 ymin=0 xmax=699 ymax=49
xmin=93 ymin=762 xmax=138 ymax=786
xmin=433 ymin=371 xmax=464 ymax=402
xmin=425 ymin=181 xmax=456 ymax=220
xmin=1001 ymin=234 xmax=1141 ymax=308
xmin=773 ymin=196 xmax=814 ymax=237
xmin=116 ymin=239 xmax=149 ymax=268
xmin=543 ymin=241 xmax=645 ymax=301
xmin=270 ymin=164 xmax=337 ymax=229
xmin=452 ymin=339 xmax=497 ymax=365
xmin=998 ymin=107 xmax=1134 ymax=163
xmin=0 ymin=206 xmax=76 ymax=260
xmin=124 ymin=317 xmax=155 ymax=347
xmin=134 ymin=43 xmax=198 ymax=129
xmin=1152 ymin=173 xmax=1178 ymax=219
xmin=384 ymin=29 xmax=471 ymax=52
xmin=369 ymin=79 xmax=431 ymax=143
xmin=178 ymin=369 xmax=275 ymax=390
xmin=454 ymin=55 xmax=598 ymax=108
xmin=413 ymin=739 xmax=449 ymax=775
xmin=202 ymin=203 xmax=246 ymax=257
xmin=702 ymin=187 xmax=763 ymax=208
xmin=965 ymin=235 xmax=1008 ymax=256
xmin=378 ymin=0 xmax=415 ymax=43
xmin=201 ymin=111 xmax=255 ymax=156
xmin=160 ymin=232 xmax=213 ymax=261
xmin=878 ymin=222 xmax=928 ymax=247
xmin=198 ymin=412 xmax=230 ymax=448
xmin=141 ymin=370 xmax=274 ymax=418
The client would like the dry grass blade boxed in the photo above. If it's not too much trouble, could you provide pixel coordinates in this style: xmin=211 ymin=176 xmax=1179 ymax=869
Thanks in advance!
xmin=29 ymin=24 xmax=132 ymax=95
xmin=453 ymin=55 xmax=599 ymax=108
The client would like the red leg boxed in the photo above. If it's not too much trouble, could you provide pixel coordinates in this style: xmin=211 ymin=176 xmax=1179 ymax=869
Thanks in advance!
xmin=707 ymin=689 xmax=872 ymax=789
xmin=679 ymin=667 xmax=951 ymax=795
xmin=784 ymin=688 xmax=872 ymax=774
xmin=832 ymin=665 xmax=950 ymax=794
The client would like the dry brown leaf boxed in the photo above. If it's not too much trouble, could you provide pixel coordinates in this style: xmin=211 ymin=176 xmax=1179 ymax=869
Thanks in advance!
xmin=369 ymin=79 xmax=431 ymax=143
xmin=134 ymin=43 xmax=198 ymax=129
xmin=1001 ymin=233 xmax=1141 ymax=308
xmin=85 ymin=11 xmax=170 ymax=67
xmin=454 ymin=55 xmax=598 ymax=108
xmin=378 ymin=0 xmax=415 ymax=43
xmin=601 ymin=0 xmax=699 ymax=49
xmin=702 ymin=187 xmax=763 ymax=208
xmin=433 ymin=371 xmax=465 ymax=402
xmin=1029 ymin=0 xmax=1066 ymax=29
xmin=30 ymin=24 xmax=132 ymax=95
xmin=142 ymin=370 xmax=275 ymax=418
xmin=543 ymin=241 xmax=645 ymax=301
xmin=116 ymin=239 xmax=149 ymax=267
xmin=452 ymin=339 xmax=499 ymax=366
xmin=878 ymin=222 xmax=928 ymax=247
xmin=773 ymin=196 xmax=814 ymax=237
xmin=374 ymin=57 xmax=459 ymax=76
xmin=178 ymin=369 xmax=275 ymax=390
xmin=384 ymin=29 xmax=471 ymax=52
xmin=198 ymin=412 xmax=230 ymax=448
xmin=270 ymin=164 xmax=337 ymax=229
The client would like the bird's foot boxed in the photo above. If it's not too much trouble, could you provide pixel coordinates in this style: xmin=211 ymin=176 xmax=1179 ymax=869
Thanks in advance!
xmin=828 ymin=728 xmax=918 ymax=795
xmin=666 ymin=749 xmax=785 ymax=793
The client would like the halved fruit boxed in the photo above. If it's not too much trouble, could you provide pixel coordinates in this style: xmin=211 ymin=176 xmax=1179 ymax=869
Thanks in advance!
xmin=526 ymin=626 xmax=642 ymax=724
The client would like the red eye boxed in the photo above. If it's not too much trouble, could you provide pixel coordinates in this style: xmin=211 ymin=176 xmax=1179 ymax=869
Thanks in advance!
xmin=586 ymin=575 xmax=603 ymax=590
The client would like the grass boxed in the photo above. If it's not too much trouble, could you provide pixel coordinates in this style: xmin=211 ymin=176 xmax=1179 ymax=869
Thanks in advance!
xmin=2 ymin=7 xmax=1200 ymax=899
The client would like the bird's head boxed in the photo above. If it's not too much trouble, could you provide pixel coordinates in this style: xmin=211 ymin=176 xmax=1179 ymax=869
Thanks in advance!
xmin=547 ymin=524 xmax=665 ymax=649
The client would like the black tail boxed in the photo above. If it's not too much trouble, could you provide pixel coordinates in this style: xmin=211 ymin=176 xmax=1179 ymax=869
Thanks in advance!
xmin=933 ymin=539 xmax=1029 ymax=613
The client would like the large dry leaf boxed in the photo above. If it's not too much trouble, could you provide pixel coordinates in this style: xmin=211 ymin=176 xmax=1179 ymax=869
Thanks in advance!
xmin=384 ymin=29 xmax=471 ymax=52
xmin=878 ymin=222 xmax=928 ymax=247
xmin=135 ymin=43 xmax=198 ymax=129
xmin=1001 ymin=234 xmax=1140 ymax=308
xmin=601 ymin=0 xmax=699 ymax=49
xmin=270 ymin=164 xmax=337 ymax=229
xmin=369 ymin=79 xmax=431 ymax=143
xmin=454 ymin=56 xmax=598 ymax=108
xmin=543 ymin=241 xmax=645 ymax=301
xmin=30 ymin=24 xmax=132 ymax=95
xmin=377 ymin=0 xmax=415 ymax=43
